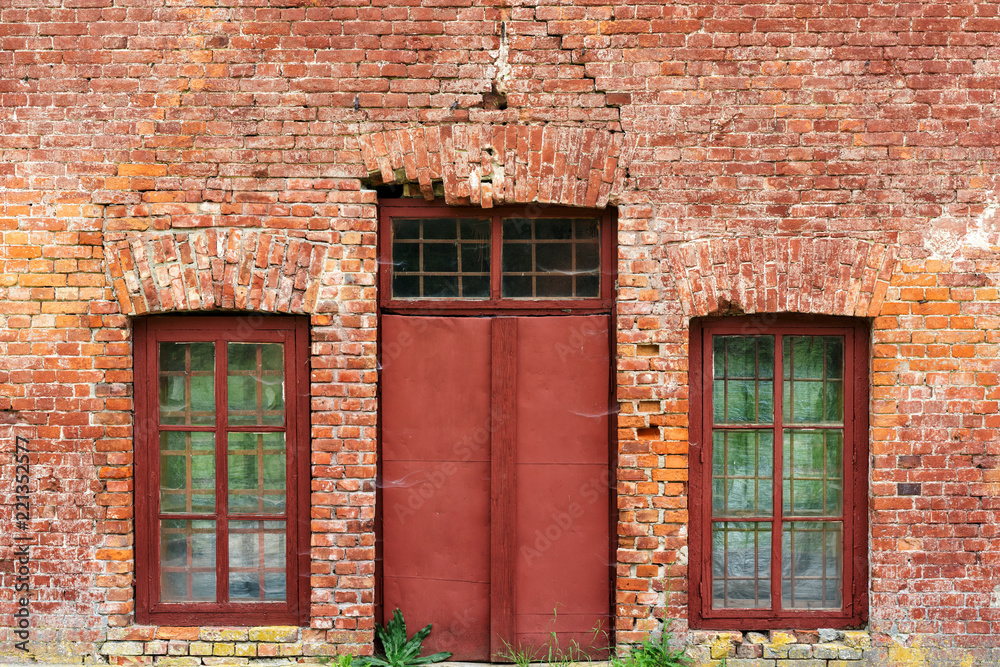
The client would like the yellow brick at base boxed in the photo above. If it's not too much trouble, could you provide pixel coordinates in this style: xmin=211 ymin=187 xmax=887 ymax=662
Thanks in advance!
xmin=248 ymin=627 xmax=299 ymax=643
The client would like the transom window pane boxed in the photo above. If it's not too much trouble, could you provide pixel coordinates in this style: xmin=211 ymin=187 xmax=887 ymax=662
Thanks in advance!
xmin=391 ymin=217 xmax=490 ymax=298
xmin=501 ymin=217 xmax=600 ymax=298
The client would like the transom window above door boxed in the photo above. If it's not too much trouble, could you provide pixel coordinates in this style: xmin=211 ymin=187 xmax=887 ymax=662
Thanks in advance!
xmin=379 ymin=203 xmax=614 ymax=310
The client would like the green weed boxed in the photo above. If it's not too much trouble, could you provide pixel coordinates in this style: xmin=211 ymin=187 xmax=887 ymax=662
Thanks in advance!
xmin=355 ymin=608 xmax=453 ymax=667
xmin=610 ymin=620 xmax=690 ymax=667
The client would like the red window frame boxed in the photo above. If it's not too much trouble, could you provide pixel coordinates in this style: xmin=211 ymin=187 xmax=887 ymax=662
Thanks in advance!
xmin=134 ymin=314 xmax=310 ymax=626
xmin=688 ymin=315 xmax=869 ymax=630
xmin=378 ymin=201 xmax=615 ymax=314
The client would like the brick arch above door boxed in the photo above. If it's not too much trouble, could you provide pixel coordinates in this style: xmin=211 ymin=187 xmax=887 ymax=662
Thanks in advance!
xmin=666 ymin=237 xmax=899 ymax=318
xmin=103 ymin=229 xmax=335 ymax=316
xmin=358 ymin=124 xmax=631 ymax=208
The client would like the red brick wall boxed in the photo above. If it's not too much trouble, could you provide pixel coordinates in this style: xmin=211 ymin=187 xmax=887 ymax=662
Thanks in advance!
xmin=2 ymin=0 xmax=1000 ymax=662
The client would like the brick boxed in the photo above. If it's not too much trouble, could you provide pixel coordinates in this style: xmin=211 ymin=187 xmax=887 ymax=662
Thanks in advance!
xmin=248 ymin=627 xmax=299 ymax=643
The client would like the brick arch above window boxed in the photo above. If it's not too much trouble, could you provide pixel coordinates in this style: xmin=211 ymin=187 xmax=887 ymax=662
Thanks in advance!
xmin=103 ymin=229 xmax=333 ymax=316
xmin=358 ymin=124 xmax=631 ymax=209
xmin=666 ymin=237 xmax=899 ymax=318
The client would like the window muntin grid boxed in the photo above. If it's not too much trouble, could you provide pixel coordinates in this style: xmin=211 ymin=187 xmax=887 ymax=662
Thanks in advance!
xmin=386 ymin=212 xmax=606 ymax=303
xmin=390 ymin=217 xmax=491 ymax=299
xmin=709 ymin=333 xmax=847 ymax=613
xmin=501 ymin=217 xmax=601 ymax=298
xmin=155 ymin=338 xmax=289 ymax=606
xmin=782 ymin=521 xmax=843 ymax=609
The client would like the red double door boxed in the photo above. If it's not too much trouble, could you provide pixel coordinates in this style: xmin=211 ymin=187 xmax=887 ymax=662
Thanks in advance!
xmin=380 ymin=314 xmax=612 ymax=661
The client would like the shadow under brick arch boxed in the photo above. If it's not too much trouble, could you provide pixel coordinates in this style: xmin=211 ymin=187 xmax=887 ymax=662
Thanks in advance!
xmin=665 ymin=237 xmax=900 ymax=319
xmin=103 ymin=229 xmax=336 ymax=316
xmin=358 ymin=123 xmax=632 ymax=208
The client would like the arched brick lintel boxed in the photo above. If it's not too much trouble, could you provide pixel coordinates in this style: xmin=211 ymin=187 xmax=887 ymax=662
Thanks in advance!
xmin=358 ymin=124 xmax=630 ymax=209
xmin=667 ymin=237 xmax=899 ymax=319
xmin=104 ymin=229 xmax=334 ymax=316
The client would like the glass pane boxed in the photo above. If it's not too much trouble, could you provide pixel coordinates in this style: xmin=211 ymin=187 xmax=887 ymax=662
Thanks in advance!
xmin=229 ymin=520 xmax=286 ymax=601
xmin=712 ymin=335 xmax=774 ymax=424
xmin=423 ymin=275 xmax=459 ymax=297
xmin=423 ymin=243 xmax=458 ymax=272
xmin=782 ymin=521 xmax=843 ymax=609
xmin=783 ymin=336 xmax=845 ymax=424
xmin=536 ymin=275 xmax=573 ymax=297
xmin=712 ymin=430 xmax=773 ymax=517
xmin=390 ymin=217 xmax=490 ymax=299
xmin=712 ymin=522 xmax=771 ymax=609
xmin=394 ymin=243 xmax=419 ymax=272
xmin=501 ymin=217 xmax=601 ymax=298
xmin=392 ymin=274 xmax=420 ymax=298
xmin=783 ymin=430 xmax=844 ymax=516
xmin=228 ymin=432 xmax=286 ymax=514
xmin=503 ymin=242 xmax=533 ymax=273
xmin=160 ymin=519 xmax=216 ymax=602
xmin=502 ymin=275 xmax=532 ymax=298
xmin=228 ymin=343 xmax=285 ymax=427
xmin=160 ymin=432 xmax=215 ymax=514
xmin=463 ymin=275 xmax=490 ymax=298
xmin=536 ymin=243 xmax=572 ymax=272
xmin=159 ymin=342 xmax=215 ymax=425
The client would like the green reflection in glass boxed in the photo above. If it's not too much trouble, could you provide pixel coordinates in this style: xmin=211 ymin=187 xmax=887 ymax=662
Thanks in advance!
xmin=711 ymin=430 xmax=773 ymax=518
xmin=227 ymin=343 xmax=284 ymax=427
xmin=713 ymin=335 xmax=774 ymax=424
xmin=160 ymin=431 xmax=215 ymax=514
xmin=159 ymin=342 xmax=215 ymax=426
xmin=783 ymin=430 xmax=843 ymax=516
xmin=227 ymin=432 xmax=286 ymax=514
xmin=783 ymin=336 xmax=845 ymax=424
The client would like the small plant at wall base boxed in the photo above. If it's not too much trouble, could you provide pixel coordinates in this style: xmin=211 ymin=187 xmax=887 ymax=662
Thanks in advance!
xmin=611 ymin=619 xmax=690 ymax=667
xmin=354 ymin=608 xmax=453 ymax=667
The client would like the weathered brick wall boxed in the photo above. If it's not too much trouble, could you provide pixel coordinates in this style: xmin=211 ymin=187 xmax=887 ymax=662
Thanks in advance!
xmin=2 ymin=0 xmax=1000 ymax=664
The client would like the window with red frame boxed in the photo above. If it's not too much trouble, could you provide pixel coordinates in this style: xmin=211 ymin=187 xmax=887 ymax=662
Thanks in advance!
xmin=689 ymin=316 xmax=868 ymax=630
xmin=378 ymin=202 xmax=615 ymax=310
xmin=134 ymin=315 xmax=310 ymax=626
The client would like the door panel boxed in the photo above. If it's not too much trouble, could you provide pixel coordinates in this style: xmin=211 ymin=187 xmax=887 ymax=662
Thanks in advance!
xmin=381 ymin=316 xmax=493 ymax=660
xmin=514 ymin=316 xmax=611 ymax=657
xmin=381 ymin=314 xmax=610 ymax=662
